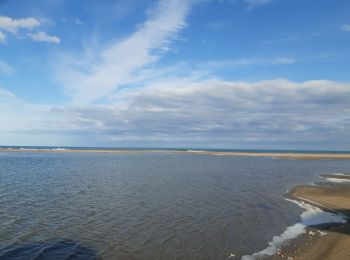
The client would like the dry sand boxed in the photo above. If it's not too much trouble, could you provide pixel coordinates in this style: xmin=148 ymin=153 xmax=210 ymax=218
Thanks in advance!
xmin=269 ymin=175 xmax=350 ymax=260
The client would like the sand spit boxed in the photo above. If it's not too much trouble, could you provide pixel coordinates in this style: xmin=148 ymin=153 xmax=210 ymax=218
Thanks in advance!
xmin=267 ymin=174 xmax=350 ymax=260
xmin=1 ymin=148 xmax=350 ymax=160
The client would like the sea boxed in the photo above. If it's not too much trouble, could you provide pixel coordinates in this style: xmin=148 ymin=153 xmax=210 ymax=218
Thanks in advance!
xmin=1 ymin=147 xmax=350 ymax=259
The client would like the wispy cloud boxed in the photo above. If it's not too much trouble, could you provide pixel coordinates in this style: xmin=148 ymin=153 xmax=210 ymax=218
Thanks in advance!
xmin=0 ymin=59 xmax=14 ymax=74
xmin=0 ymin=88 xmax=44 ymax=131
xmin=273 ymin=57 xmax=295 ymax=64
xmin=0 ymin=87 xmax=69 ymax=146
xmin=342 ymin=24 xmax=350 ymax=32
xmin=245 ymin=0 xmax=272 ymax=10
xmin=0 ymin=16 xmax=40 ymax=34
xmin=28 ymin=31 xmax=61 ymax=44
xmin=261 ymin=37 xmax=300 ymax=45
xmin=0 ymin=31 xmax=6 ymax=43
xmin=57 ymin=0 xmax=193 ymax=103
xmin=198 ymin=56 xmax=296 ymax=70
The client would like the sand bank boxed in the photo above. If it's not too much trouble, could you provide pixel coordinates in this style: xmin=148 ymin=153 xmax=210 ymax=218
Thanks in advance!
xmin=268 ymin=175 xmax=350 ymax=260
xmin=1 ymin=148 xmax=350 ymax=160
xmin=202 ymin=151 xmax=350 ymax=160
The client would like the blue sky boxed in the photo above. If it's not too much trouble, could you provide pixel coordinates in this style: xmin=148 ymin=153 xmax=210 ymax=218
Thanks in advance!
xmin=0 ymin=0 xmax=350 ymax=149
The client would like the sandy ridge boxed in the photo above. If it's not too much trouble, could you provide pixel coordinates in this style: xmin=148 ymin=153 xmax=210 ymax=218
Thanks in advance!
xmin=1 ymin=148 xmax=350 ymax=160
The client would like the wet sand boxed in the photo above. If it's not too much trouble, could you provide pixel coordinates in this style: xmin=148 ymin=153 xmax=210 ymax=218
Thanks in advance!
xmin=1 ymin=148 xmax=350 ymax=160
xmin=270 ymin=175 xmax=350 ymax=260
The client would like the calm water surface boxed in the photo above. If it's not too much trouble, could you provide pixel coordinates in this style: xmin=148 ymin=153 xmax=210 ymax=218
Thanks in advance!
xmin=1 ymin=152 xmax=350 ymax=259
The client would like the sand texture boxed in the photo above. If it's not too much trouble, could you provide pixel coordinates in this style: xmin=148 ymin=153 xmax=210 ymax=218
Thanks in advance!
xmin=271 ymin=175 xmax=350 ymax=260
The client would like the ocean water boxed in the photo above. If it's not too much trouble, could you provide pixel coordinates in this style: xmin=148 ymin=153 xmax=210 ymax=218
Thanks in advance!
xmin=1 ymin=151 xmax=350 ymax=259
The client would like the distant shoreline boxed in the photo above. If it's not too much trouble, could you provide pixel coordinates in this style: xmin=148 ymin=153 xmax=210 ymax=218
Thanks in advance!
xmin=2 ymin=148 xmax=350 ymax=160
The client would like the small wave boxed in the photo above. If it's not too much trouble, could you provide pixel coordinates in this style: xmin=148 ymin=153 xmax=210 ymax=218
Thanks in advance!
xmin=329 ymin=172 xmax=350 ymax=177
xmin=242 ymin=199 xmax=347 ymax=260
xmin=19 ymin=148 xmax=41 ymax=151
xmin=186 ymin=150 xmax=206 ymax=153
xmin=326 ymin=177 xmax=350 ymax=183
xmin=322 ymin=173 xmax=350 ymax=183
xmin=16 ymin=147 xmax=70 ymax=151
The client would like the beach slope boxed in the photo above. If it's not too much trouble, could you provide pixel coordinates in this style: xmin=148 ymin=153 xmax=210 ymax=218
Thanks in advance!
xmin=275 ymin=176 xmax=350 ymax=260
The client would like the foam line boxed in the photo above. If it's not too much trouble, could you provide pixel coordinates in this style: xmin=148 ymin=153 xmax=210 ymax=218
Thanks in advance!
xmin=326 ymin=177 xmax=350 ymax=183
xmin=242 ymin=199 xmax=347 ymax=259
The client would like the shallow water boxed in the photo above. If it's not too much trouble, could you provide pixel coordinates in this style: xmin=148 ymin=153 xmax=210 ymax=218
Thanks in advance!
xmin=1 ymin=152 xmax=350 ymax=259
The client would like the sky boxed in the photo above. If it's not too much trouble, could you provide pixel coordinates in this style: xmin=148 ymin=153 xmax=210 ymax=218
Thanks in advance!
xmin=0 ymin=0 xmax=350 ymax=150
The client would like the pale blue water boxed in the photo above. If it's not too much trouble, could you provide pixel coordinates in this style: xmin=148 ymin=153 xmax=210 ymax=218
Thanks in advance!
xmin=1 ymin=151 xmax=350 ymax=259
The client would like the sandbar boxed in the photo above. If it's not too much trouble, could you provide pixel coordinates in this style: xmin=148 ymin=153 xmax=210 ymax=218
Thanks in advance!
xmin=1 ymin=148 xmax=350 ymax=160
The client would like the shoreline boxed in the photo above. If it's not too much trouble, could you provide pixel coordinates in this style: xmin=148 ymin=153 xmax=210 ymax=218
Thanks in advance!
xmin=2 ymin=148 xmax=350 ymax=258
xmin=266 ymin=174 xmax=350 ymax=260
xmin=2 ymin=148 xmax=350 ymax=160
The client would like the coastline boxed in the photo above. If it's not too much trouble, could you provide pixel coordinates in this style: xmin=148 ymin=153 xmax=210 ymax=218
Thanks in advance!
xmin=266 ymin=174 xmax=350 ymax=260
xmin=1 ymin=148 xmax=350 ymax=160
xmin=2 ymin=148 xmax=350 ymax=258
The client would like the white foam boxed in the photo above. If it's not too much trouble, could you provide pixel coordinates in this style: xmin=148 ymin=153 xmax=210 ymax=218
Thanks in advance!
xmin=328 ymin=173 xmax=350 ymax=177
xmin=326 ymin=177 xmax=350 ymax=183
xmin=17 ymin=147 xmax=70 ymax=152
xmin=318 ymin=231 xmax=328 ymax=236
xmin=51 ymin=148 xmax=69 ymax=151
xmin=19 ymin=148 xmax=41 ymax=151
xmin=242 ymin=199 xmax=347 ymax=260
xmin=322 ymin=173 xmax=350 ymax=183
xmin=186 ymin=150 xmax=206 ymax=153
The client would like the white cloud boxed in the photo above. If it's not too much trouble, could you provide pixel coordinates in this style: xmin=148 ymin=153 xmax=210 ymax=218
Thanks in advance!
xmin=0 ymin=16 xmax=40 ymax=34
xmin=0 ymin=16 xmax=60 ymax=44
xmin=28 ymin=31 xmax=61 ymax=44
xmin=342 ymin=24 xmax=350 ymax=32
xmin=59 ymin=79 xmax=350 ymax=148
xmin=1 ymin=79 xmax=350 ymax=148
xmin=0 ymin=31 xmax=6 ymax=43
xmin=0 ymin=60 xmax=14 ymax=74
xmin=57 ymin=0 xmax=192 ymax=103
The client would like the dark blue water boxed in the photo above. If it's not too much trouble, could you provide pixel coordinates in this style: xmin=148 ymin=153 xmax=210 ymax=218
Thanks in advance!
xmin=1 ymin=151 xmax=350 ymax=259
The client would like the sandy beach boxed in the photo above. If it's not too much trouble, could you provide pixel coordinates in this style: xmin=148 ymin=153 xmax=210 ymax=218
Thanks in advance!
xmin=269 ymin=175 xmax=350 ymax=260
xmin=1 ymin=148 xmax=350 ymax=160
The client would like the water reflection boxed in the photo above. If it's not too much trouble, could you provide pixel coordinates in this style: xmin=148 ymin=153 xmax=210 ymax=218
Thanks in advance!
xmin=0 ymin=240 xmax=100 ymax=260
